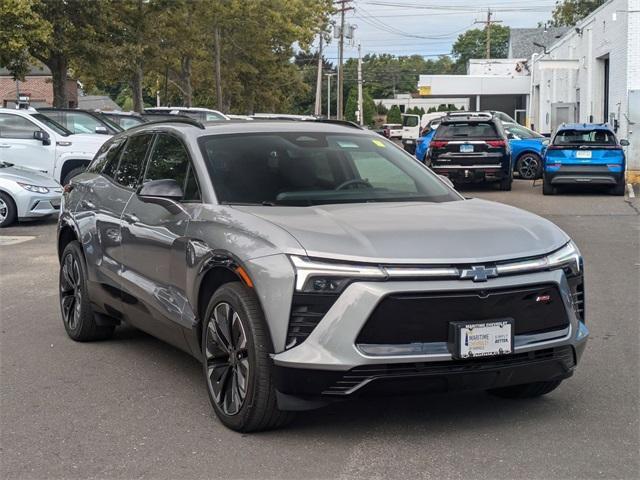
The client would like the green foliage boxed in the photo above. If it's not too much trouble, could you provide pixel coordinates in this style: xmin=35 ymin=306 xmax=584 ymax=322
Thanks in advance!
xmin=387 ymin=104 xmax=402 ymax=124
xmin=376 ymin=102 xmax=388 ymax=115
xmin=550 ymin=0 xmax=605 ymax=26
xmin=0 ymin=0 xmax=50 ymax=79
xmin=451 ymin=25 xmax=510 ymax=74
xmin=344 ymin=88 xmax=376 ymax=126
xmin=427 ymin=106 xmax=436 ymax=113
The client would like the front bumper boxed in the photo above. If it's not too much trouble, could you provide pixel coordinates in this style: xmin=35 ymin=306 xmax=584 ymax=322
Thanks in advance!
xmin=16 ymin=190 xmax=62 ymax=219
xmin=272 ymin=270 xmax=588 ymax=401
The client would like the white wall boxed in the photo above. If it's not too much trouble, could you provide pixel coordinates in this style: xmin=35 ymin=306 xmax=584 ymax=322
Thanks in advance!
xmin=531 ymin=0 xmax=639 ymax=171
xmin=468 ymin=59 xmax=529 ymax=76
xmin=374 ymin=97 xmax=469 ymax=112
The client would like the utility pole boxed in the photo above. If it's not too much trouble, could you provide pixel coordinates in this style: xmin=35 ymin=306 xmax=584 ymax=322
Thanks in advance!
xmin=326 ymin=72 xmax=335 ymax=118
xmin=475 ymin=8 xmax=502 ymax=59
xmin=314 ymin=33 xmax=324 ymax=116
xmin=357 ymin=43 xmax=363 ymax=126
xmin=336 ymin=0 xmax=353 ymax=120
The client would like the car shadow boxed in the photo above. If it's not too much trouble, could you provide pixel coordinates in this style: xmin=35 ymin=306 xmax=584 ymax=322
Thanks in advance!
xmin=103 ymin=325 xmax=568 ymax=435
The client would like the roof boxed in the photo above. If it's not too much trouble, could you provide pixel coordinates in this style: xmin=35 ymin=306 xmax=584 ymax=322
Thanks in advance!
xmin=508 ymin=27 xmax=570 ymax=59
xmin=77 ymin=95 xmax=120 ymax=111
xmin=558 ymin=123 xmax=614 ymax=131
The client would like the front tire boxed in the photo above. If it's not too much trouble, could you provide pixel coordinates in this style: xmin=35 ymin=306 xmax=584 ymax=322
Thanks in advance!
xmin=202 ymin=282 xmax=293 ymax=432
xmin=516 ymin=153 xmax=542 ymax=180
xmin=488 ymin=380 xmax=562 ymax=399
xmin=59 ymin=241 xmax=115 ymax=341
xmin=0 ymin=192 xmax=17 ymax=228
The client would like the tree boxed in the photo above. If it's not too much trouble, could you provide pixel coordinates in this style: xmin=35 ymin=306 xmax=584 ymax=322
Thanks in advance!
xmin=550 ymin=0 xmax=605 ymax=26
xmin=451 ymin=25 xmax=510 ymax=74
xmin=0 ymin=0 xmax=50 ymax=80
xmin=387 ymin=105 xmax=402 ymax=123
xmin=344 ymin=87 xmax=375 ymax=126
xmin=376 ymin=102 xmax=388 ymax=115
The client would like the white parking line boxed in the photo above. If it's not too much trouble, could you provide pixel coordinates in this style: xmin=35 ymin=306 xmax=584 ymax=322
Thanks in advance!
xmin=628 ymin=183 xmax=636 ymax=199
xmin=0 ymin=236 xmax=36 ymax=246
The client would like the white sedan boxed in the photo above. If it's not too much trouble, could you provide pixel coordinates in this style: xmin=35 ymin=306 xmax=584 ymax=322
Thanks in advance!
xmin=0 ymin=161 xmax=62 ymax=227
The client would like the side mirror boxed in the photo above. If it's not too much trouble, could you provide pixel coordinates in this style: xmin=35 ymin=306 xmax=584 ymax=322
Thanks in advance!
xmin=507 ymin=133 xmax=515 ymax=140
xmin=138 ymin=178 xmax=183 ymax=200
xmin=95 ymin=126 xmax=109 ymax=134
xmin=33 ymin=130 xmax=51 ymax=145
xmin=620 ymin=139 xmax=630 ymax=146
xmin=438 ymin=174 xmax=455 ymax=189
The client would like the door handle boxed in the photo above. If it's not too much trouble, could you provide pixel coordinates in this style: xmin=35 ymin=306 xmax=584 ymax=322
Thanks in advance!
xmin=0 ymin=144 xmax=11 ymax=148
xmin=79 ymin=199 xmax=95 ymax=209
xmin=123 ymin=213 xmax=139 ymax=224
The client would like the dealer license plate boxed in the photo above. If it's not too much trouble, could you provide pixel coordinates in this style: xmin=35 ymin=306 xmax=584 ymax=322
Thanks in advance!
xmin=576 ymin=150 xmax=592 ymax=159
xmin=460 ymin=144 xmax=474 ymax=153
xmin=451 ymin=320 xmax=513 ymax=359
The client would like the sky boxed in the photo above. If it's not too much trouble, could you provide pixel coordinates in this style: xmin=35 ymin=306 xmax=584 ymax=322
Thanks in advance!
xmin=323 ymin=0 xmax=560 ymax=62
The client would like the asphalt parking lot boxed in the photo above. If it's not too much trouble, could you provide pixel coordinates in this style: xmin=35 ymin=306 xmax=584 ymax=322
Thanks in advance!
xmin=1 ymin=181 xmax=638 ymax=480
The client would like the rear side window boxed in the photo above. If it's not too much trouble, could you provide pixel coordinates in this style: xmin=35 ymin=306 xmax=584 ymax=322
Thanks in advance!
xmin=402 ymin=116 xmax=419 ymax=127
xmin=436 ymin=122 xmax=500 ymax=139
xmin=553 ymin=129 xmax=616 ymax=146
xmin=115 ymin=134 xmax=153 ymax=188
xmin=144 ymin=134 xmax=201 ymax=202
xmin=89 ymin=138 xmax=125 ymax=174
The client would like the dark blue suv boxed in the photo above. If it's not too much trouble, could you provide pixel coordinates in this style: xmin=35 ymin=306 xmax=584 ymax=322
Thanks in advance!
xmin=543 ymin=124 xmax=629 ymax=195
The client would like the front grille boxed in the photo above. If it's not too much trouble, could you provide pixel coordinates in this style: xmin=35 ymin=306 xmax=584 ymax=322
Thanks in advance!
xmin=356 ymin=284 xmax=569 ymax=345
xmin=286 ymin=293 xmax=337 ymax=349
xmin=323 ymin=346 xmax=575 ymax=395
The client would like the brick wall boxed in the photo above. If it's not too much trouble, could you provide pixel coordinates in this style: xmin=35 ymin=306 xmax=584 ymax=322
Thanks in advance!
xmin=0 ymin=76 xmax=78 ymax=108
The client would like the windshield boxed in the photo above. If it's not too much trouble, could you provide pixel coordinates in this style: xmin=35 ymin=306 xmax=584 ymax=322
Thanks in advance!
xmin=435 ymin=122 xmax=500 ymax=140
xmin=507 ymin=125 xmax=543 ymax=139
xmin=199 ymin=132 xmax=460 ymax=206
xmin=30 ymin=113 xmax=71 ymax=136
xmin=553 ymin=129 xmax=616 ymax=146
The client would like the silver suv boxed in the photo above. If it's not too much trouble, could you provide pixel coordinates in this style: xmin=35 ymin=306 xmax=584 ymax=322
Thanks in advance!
xmin=58 ymin=118 xmax=588 ymax=432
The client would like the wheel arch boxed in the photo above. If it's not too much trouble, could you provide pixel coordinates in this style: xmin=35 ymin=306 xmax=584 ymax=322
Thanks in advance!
xmin=59 ymin=158 xmax=91 ymax=184
xmin=57 ymin=218 xmax=80 ymax=261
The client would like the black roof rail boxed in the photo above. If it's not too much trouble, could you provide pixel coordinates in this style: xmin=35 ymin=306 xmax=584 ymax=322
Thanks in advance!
xmin=137 ymin=117 xmax=205 ymax=130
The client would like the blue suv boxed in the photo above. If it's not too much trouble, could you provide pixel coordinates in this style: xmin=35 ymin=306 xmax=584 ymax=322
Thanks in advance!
xmin=543 ymin=124 xmax=629 ymax=195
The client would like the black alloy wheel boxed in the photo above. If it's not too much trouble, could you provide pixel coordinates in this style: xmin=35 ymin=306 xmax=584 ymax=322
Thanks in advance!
xmin=204 ymin=301 xmax=250 ymax=416
xmin=60 ymin=252 xmax=82 ymax=331
xmin=517 ymin=153 xmax=542 ymax=180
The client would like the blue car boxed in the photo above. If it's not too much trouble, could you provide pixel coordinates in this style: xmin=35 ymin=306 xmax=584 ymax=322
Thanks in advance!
xmin=415 ymin=129 xmax=436 ymax=163
xmin=543 ymin=123 xmax=629 ymax=196
xmin=504 ymin=124 xmax=548 ymax=180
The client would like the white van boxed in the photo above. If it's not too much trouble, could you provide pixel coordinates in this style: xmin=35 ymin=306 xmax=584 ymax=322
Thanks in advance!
xmin=401 ymin=112 xmax=454 ymax=153
xmin=0 ymin=108 xmax=109 ymax=185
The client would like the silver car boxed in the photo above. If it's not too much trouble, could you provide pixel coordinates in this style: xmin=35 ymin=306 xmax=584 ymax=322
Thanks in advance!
xmin=58 ymin=118 xmax=588 ymax=432
xmin=0 ymin=161 xmax=62 ymax=227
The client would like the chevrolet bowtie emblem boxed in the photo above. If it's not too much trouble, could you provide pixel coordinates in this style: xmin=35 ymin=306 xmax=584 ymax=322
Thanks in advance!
xmin=460 ymin=265 xmax=498 ymax=282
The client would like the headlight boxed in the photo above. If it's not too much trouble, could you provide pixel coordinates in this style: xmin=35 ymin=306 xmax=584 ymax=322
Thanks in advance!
xmin=290 ymin=255 xmax=385 ymax=293
xmin=17 ymin=182 xmax=50 ymax=194
xmin=546 ymin=240 xmax=582 ymax=275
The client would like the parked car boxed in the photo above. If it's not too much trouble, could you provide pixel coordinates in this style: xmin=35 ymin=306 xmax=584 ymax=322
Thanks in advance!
xmin=381 ymin=123 xmax=402 ymax=139
xmin=0 ymin=108 xmax=110 ymax=185
xmin=505 ymin=124 xmax=548 ymax=180
xmin=58 ymin=117 xmax=587 ymax=432
xmin=415 ymin=116 xmax=446 ymax=162
xmin=426 ymin=113 xmax=513 ymax=190
xmin=144 ymin=107 xmax=229 ymax=122
xmin=543 ymin=123 xmax=629 ymax=195
xmin=98 ymin=111 xmax=147 ymax=130
xmin=37 ymin=108 xmax=123 ymax=135
xmin=0 ymin=160 xmax=62 ymax=227
xmin=401 ymin=112 xmax=451 ymax=154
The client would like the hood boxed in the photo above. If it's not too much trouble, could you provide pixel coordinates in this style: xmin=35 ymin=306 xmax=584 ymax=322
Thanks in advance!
xmin=0 ymin=164 xmax=60 ymax=187
xmin=62 ymin=133 xmax=110 ymax=151
xmin=234 ymin=199 xmax=569 ymax=264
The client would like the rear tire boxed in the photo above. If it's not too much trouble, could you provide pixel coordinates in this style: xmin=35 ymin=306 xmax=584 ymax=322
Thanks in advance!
xmin=488 ymin=380 xmax=562 ymax=399
xmin=202 ymin=282 xmax=294 ymax=432
xmin=59 ymin=241 xmax=115 ymax=341
xmin=62 ymin=166 xmax=86 ymax=186
xmin=0 ymin=192 xmax=17 ymax=228
xmin=542 ymin=177 xmax=556 ymax=195
xmin=498 ymin=177 xmax=512 ymax=191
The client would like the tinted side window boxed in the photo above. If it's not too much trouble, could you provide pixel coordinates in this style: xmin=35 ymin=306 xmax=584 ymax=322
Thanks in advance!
xmin=41 ymin=111 xmax=65 ymax=128
xmin=67 ymin=112 xmax=102 ymax=134
xmin=0 ymin=114 xmax=40 ymax=139
xmin=115 ymin=134 xmax=153 ymax=188
xmin=90 ymin=138 xmax=126 ymax=174
xmin=145 ymin=134 xmax=201 ymax=201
